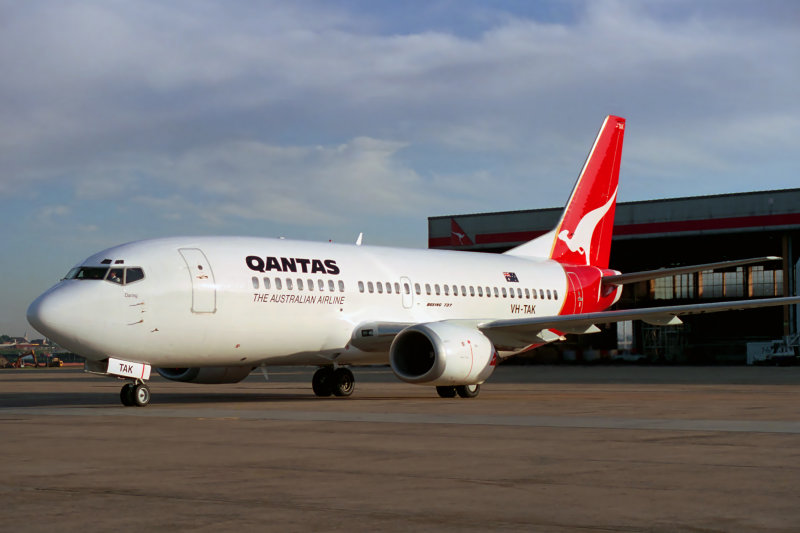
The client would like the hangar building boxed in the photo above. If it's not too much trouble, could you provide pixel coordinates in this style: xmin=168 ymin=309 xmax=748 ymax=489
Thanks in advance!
xmin=428 ymin=188 xmax=800 ymax=363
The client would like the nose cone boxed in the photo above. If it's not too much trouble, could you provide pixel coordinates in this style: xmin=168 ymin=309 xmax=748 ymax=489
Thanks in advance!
xmin=27 ymin=287 xmax=76 ymax=348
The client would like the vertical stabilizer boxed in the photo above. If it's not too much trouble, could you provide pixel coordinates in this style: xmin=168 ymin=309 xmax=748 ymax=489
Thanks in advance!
xmin=505 ymin=115 xmax=625 ymax=269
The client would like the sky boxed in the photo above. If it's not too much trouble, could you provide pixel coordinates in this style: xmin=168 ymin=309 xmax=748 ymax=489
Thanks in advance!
xmin=2 ymin=0 xmax=799 ymax=336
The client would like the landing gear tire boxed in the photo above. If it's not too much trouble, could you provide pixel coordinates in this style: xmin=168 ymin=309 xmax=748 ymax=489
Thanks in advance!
xmin=331 ymin=368 xmax=355 ymax=397
xmin=456 ymin=384 xmax=480 ymax=399
xmin=132 ymin=383 xmax=151 ymax=407
xmin=436 ymin=386 xmax=457 ymax=398
xmin=312 ymin=367 xmax=334 ymax=397
xmin=120 ymin=383 xmax=135 ymax=406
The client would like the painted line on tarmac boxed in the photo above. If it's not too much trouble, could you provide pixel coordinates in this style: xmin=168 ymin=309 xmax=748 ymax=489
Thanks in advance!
xmin=3 ymin=406 xmax=800 ymax=434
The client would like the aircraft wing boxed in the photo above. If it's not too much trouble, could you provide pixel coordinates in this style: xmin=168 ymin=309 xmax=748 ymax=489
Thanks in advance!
xmin=478 ymin=296 xmax=800 ymax=350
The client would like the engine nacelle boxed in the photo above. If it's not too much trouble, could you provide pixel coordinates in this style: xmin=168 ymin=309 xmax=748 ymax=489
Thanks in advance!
xmin=389 ymin=322 xmax=497 ymax=386
xmin=156 ymin=366 xmax=254 ymax=384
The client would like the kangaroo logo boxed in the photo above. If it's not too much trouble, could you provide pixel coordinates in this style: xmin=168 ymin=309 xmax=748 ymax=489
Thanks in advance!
xmin=557 ymin=187 xmax=617 ymax=265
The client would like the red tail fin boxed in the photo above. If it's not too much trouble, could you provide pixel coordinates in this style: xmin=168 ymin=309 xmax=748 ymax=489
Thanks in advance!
xmin=549 ymin=115 xmax=625 ymax=268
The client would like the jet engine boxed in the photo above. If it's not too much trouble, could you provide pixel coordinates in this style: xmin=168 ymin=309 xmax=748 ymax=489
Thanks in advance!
xmin=156 ymin=366 xmax=255 ymax=384
xmin=389 ymin=322 xmax=497 ymax=386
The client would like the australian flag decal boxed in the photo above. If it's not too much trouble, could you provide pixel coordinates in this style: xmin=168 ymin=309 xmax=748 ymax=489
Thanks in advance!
xmin=503 ymin=272 xmax=519 ymax=282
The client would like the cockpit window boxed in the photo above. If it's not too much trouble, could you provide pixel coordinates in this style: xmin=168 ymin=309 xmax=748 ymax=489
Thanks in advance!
xmin=64 ymin=266 xmax=145 ymax=285
xmin=107 ymin=268 xmax=124 ymax=285
xmin=68 ymin=267 xmax=109 ymax=280
xmin=125 ymin=268 xmax=145 ymax=284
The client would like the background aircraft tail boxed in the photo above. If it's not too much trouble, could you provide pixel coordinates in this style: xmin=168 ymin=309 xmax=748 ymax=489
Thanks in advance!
xmin=505 ymin=115 xmax=625 ymax=269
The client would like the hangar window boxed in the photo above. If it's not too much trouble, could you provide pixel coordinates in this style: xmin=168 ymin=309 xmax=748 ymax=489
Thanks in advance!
xmin=263 ymin=278 xmax=271 ymax=290
xmin=252 ymin=277 xmax=259 ymax=289
xmin=749 ymin=266 xmax=782 ymax=297
xmin=358 ymin=281 xmax=364 ymax=293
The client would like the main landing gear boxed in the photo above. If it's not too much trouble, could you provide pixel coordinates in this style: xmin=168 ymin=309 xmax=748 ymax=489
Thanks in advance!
xmin=312 ymin=367 xmax=355 ymax=397
xmin=436 ymin=384 xmax=481 ymax=399
xmin=120 ymin=380 xmax=151 ymax=407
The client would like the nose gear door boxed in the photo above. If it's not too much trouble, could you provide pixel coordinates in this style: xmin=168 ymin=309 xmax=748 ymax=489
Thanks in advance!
xmin=179 ymin=248 xmax=217 ymax=313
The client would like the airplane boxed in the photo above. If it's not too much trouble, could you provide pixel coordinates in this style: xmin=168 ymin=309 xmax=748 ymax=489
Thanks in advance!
xmin=27 ymin=115 xmax=800 ymax=407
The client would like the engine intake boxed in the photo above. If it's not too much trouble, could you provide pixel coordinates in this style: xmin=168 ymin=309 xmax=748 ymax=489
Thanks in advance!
xmin=390 ymin=322 xmax=496 ymax=386
xmin=156 ymin=366 xmax=254 ymax=384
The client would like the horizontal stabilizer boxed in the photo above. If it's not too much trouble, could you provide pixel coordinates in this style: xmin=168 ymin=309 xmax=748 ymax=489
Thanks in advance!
xmin=603 ymin=256 xmax=782 ymax=286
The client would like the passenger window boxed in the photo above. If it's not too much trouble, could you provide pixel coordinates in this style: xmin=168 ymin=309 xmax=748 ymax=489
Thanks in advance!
xmin=501 ymin=287 xmax=507 ymax=298
xmin=540 ymin=289 xmax=545 ymax=299
xmin=425 ymin=283 xmax=431 ymax=295
xmin=493 ymin=287 xmax=499 ymax=297
xmin=286 ymin=278 xmax=293 ymax=290
xmin=328 ymin=280 xmax=335 ymax=292
xmin=297 ymin=279 xmax=304 ymax=290
xmin=525 ymin=288 xmax=530 ymax=299
xmin=338 ymin=280 xmax=345 ymax=292
xmin=307 ymin=279 xmax=313 ymax=291
xmin=532 ymin=289 xmax=537 ymax=299
xmin=358 ymin=281 xmax=364 ymax=293
xmin=477 ymin=286 xmax=483 ymax=297
xmin=415 ymin=283 xmax=421 ymax=295
xmin=394 ymin=282 xmax=400 ymax=293
xmin=318 ymin=279 xmax=325 ymax=291
xmin=386 ymin=282 xmax=392 ymax=294
xmin=263 ymin=277 xmax=271 ymax=290
xmin=404 ymin=283 xmax=410 ymax=294
xmin=509 ymin=288 xmax=515 ymax=298
xmin=435 ymin=284 xmax=441 ymax=296
xmin=251 ymin=277 xmax=259 ymax=289
xmin=377 ymin=282 xmax=383 ymax=294
xmin=368 ymin=282 xmax=374 ymax=293
xmin=547 ymin=289 xmax=552 ymax=300
xmin=517 ymin=288 xmax=522 ymax=298
xmin=452 ymin=285 xmax=458 ymax=296
xmin=444 ymin=285 xmax=450 ymax=296
xmin=275 ymin=278 xmax=282 ymax=290
xmin=461 ymin=285 xmax=466 ymax=296
xmin=553 ymin=289 xmax=558 ymax=299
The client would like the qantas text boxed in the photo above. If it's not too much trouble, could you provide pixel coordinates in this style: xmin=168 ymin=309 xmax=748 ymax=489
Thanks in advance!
xmin=246 ymin=256 xmax=340 ymax=275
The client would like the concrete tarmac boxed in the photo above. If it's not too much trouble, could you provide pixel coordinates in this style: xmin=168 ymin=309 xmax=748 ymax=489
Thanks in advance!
xmin=2 ymin=365 xmax=800 ymax=532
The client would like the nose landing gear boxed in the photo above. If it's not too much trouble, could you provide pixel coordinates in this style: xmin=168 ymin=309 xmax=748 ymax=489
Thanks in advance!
xmin=120 ymin=380 xmax=151 ymax=407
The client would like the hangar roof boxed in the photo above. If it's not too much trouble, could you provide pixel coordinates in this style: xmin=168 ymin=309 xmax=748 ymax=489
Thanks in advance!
xmin=429 ymin=188 xmax=800 ymax=251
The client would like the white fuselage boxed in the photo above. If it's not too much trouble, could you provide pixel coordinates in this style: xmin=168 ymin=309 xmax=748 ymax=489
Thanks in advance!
xmin=29 ymin=237 xmax=570 ymax=367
